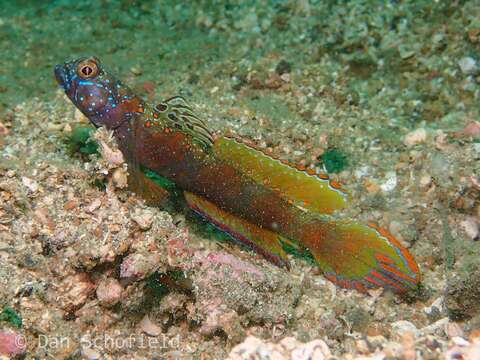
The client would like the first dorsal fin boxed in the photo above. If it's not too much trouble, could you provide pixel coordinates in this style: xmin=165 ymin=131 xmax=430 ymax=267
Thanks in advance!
xmin=213 ymin=137 xmax=349 ymax=215
xmin=155 ymin=95 xmax=214 ymax=150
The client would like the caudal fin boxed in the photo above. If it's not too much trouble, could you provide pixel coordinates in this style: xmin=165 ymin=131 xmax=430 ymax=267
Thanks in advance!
xmin=301 ymin=219 xmax=420 ymax=293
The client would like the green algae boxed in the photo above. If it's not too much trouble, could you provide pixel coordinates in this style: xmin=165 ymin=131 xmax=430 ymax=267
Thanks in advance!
xmin=320 ymin=149 xmax=348 ymax=173
xmin=0 ymin=307 xmax=22 ymax=328
xmin=70 ymin=126 xmax=98 ymax=155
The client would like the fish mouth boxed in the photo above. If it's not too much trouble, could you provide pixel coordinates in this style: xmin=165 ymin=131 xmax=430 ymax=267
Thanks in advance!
xmin=54 ymin=64 xmax=68 ymax=89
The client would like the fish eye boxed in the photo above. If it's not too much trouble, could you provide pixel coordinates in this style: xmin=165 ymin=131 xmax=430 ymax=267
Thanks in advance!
xmin=77 ymin=59 xmax=99 ymax=79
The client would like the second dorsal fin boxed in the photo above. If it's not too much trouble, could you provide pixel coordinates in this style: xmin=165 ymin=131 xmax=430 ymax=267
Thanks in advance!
xmin=213 ymin=137 xmax=349 ymax=215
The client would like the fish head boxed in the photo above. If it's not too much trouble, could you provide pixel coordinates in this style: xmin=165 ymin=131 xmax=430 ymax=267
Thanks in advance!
xmin=55 ymin=57 xmax=131 ymax=129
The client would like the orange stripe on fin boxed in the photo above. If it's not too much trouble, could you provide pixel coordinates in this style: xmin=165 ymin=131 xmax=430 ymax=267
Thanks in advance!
xmin=299 ymin=218 xmax=421 ymax=294
xmin=375 ymin=254 xmax=395 ymax=264
xmin=368 ymin=224 xmax=420 ymax=279
xmin=370 ymin=271 xmax=404 ymax=292
xmin=380 ymin=263 xmax=417 ymax=284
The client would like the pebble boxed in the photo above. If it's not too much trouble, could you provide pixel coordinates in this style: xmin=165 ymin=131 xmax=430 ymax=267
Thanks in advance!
xmin=139 ymin=315 xmax=162 ymax=337
xmin=0 ymin=121 xmax=8 ymax=135
xmin=131 ymin=208 xmax=154 ymax=230
xmin=0 ymin=331 xmax=26 ymax=357
xmin=112 ymin=167 xmax=128 ymax=189
xmin=86 ymin=198 xmax=102 ymax=213
xmin=130 ymin=66 xmax=142 ymax=76
xmin=227 ymin=336 xmax=331 ymax=360
xmin=391 ymin=321 xmax=419 ymax=341
xmin=57 ymin=273 xmax=95 ymax=311
xmin=98 ymin=140 xmax=125 ymax=166
xmin=120 ymin=253 xmax=161 ymax=281
xmin=453 ymin=121 xmax=480 ymax=138
xmin=419 ymin=174 xmax=432 ymax=188
xmin=424 ymin=297 xmax=445 ymax=317
xmin=21 ymin=176 xmax=39 ymax=193
xmin=458 ymin=57 xmax=477 ymax=75
xmin=404 ymin=128 xmax=427 ymax=147
xmin=96 ymin=278 xmax=123 ymax=307
xmin=460 ymin=217 xmax=479 ymax=241
xmin=81 ymin=344 xmax=101 ymax=360
xmin=290 ymin=339 xmax=331 ymax=360
xmin=446 ymin=322 xmax=465 ymax=339
xmin=380 ymin=171 xmax=397 ymax=192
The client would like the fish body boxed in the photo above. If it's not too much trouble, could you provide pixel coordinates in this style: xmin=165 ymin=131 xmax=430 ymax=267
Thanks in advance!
xmin=55 ymin=57 xmax=420 ymax=293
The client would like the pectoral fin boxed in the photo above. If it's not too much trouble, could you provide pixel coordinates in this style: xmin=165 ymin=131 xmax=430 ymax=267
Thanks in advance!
xmin=184 ymin=191 xmax=290 ymax=268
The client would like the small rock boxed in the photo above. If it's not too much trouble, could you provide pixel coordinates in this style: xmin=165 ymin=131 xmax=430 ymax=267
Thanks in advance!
xmin=111 ymin=167 xmax=128 ymax=189
xmin=280 ymin=73 xmax=291 ymax=83
xmin=380 ymin=171 xmax=397 ymax=192
xmin=424 ymin=297 xmax=445 ymax=318
xmin=120 ymin=253 xmax=161 ymax=281
xmin=404 ymin=128 xmax=427 ymax=147
xmin=265 ymin=72 xmax=283 ymax=89
xmin=57 ymin=273 xmax=95 ymax=311
xmin=422 ymin=317 xmax=449 ymax=336
xmin=391 ymin=320 xmax=419 ymax=341
xmin=452 ymin=121 xmax=480 ymax=138
xmin=452 ymin=336 xmax=470 ymax=347
xmin=290 ymin=339 xmax=331 ymax=360
xmin=458 ymin=57 xmax=477 ymax=75
xmin=81 ymin=344 xmax=101 ymax=360
xmin=468 ymin=29 xmax=480 ymax=43
xmin=419 ymin=174 xmax=432 ymax=188
xmin=0 ymin=121 xmax=8 ymax=135
xmin=98 ymin=140 xmax=124 ymax=165
xmin=131 ymin=208 xmax=154 ymax=230
xmin=96 ymin=278 xmax=123 ymax=307
xmin=365 ymin=180 xmax=381 ymax=194
xmin=465 ymin=341 xmax=480 ymax=359
xmin=21 ymin=176 xmax=39 ymax=193
xmin=139 ymin=315 xmax=162 ymax=337
xmin=460 ymin=217 xmax=479 ymax=241
xmin=446 ymin=322 xmax=465 ymax=339
xmin=0 ymin=331 xmax=26 ymax=357
xmin=86 ymin=198 xmax=102 ymax=213
xmin=130 ymin=66 xmax=142 ymax=76
xmin=367 ymin=335 xmax=388 ymax=350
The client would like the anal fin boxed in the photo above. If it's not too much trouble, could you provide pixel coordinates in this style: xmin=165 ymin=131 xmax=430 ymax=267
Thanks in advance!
xmin=184 ymin=191 xmax=290 ymax=268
